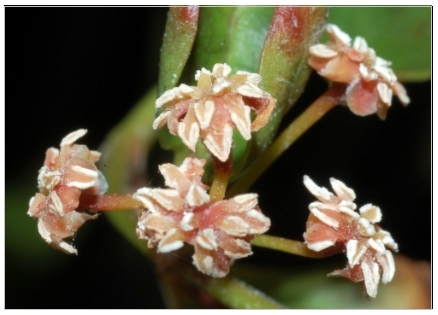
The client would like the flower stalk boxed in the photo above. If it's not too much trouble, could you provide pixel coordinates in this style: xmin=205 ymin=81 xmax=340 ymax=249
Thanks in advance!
xmin=252 ymin=235 xmax=329 ymax=259
xmin=79 ymin=193 xmax=142 ymax=211
xmin=229 ymin=83 xmax=346 ymax=196
xmin=209 ymin=156 xmax=233 ymax=202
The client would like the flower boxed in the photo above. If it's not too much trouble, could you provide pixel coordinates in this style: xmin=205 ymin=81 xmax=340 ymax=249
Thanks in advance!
xmin=28 ymin=129 xmax=108 ymax=255
xmin=302 ymin=175 xmax=398 ymax=298
xmin=308 ymin=24 xmax=410 ymax=120
xmin=153 ymin=63 xmax=276 ymax=161
xmin=134 ymin=157 xmax=271 ymax=277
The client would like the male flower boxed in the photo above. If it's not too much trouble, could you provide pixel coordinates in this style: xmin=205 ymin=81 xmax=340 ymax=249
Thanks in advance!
xmin=309 ymin=24 xmax=410 ymax=120
xmin=134 ymin=157 xmax=271 ymax=277
xmin=28 ymin=129 xmax=108 ymax=254
xmin=303 ymin=175 xmax=398 ymax=298
xmin=153 ymin=63 xmax=276 ymax=161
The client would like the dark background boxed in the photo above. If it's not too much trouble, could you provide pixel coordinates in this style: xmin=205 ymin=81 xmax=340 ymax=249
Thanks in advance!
xmin=6 ymin=7 xmax=430 ymax=308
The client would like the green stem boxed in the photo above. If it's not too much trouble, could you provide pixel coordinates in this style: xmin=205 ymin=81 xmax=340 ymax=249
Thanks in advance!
xmin=229 ymin=84 xmax=346 ymax=196
xmin=204 ymin=277 xmax=286 ymax=309
xmin=79 ymin=193 xmax=142 ymax=211
xmin=209 ymin=156 xmax=233 ymax=202
xmin=252 ymin=235 xmax=329 ymax=258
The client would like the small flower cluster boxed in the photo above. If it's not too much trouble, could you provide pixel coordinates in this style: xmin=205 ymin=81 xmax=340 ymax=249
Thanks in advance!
xmin=28 ymin=129 xmax=108 ymax=254
xmin=302 ymin=175 xmax=398 ymax=298
xmin=153 ymin=63 xmax=276 ymax=161
xmin=134 ymin=157 xmax=271 ymax=277
xmin=309 ymin=24 xmax=410 ymax=120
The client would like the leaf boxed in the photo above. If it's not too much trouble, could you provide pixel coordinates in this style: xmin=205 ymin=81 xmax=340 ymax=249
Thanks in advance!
xmin=191 ymin=7 xmax=274 ymax=73
xmin=6 ymin=180 xmax=59 ymax=263
xmin=99 ymin=88 xmax=159 ymax=257
xmin=158 ymin=7 xmax=199 ymax=96
xmin=156 ymin=7 xmax=200 ymax=158
xmin=328 ymin=7 xmax=431 ymax=82
xmin=204 ymin=277 xmax=285 ymax=309
xmin=182 ymin=7 xmax=275 ymax=177
xmin=252 ymin=7 xmax=328 ymax=156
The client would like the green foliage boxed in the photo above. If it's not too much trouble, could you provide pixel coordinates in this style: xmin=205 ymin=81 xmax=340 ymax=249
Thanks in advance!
xmin=328 ymin=7 xmax=431 ymax=81
xmin=99 ymin=89 xmax=159 ymax=257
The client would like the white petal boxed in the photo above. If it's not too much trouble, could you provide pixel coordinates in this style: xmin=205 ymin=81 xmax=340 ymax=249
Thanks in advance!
xmin=212 ymin=63 xmax=231 ymax=78
xmin=309 ymin=43 xmax=338 ymax=58
xmin=352 ymin=36 xmax=368 ymax=53
xmin=236 ymin=71 xmax=261 ymax=84
xmin=203 ymin=123 xmax=233 ymax=162
xmin=194 ymin=100 xmax=215 ymax=129
xmin=186 ymin=183 xmax=210 ymax=207
xmin=157 ymin=228 xmax=184 ymax=253
xmin=196 ymin=228 xmax=218 ymax=250
xmin=219 ymin=216 xmax=250 ymax=237
xmin=48 ymin=191 xmax=64 ymax=216
xmin=67 ymin=165 xmax=98 ymax=189
xmin=244 ymin=210 xmax=270 ymax=234
xmin=180 ymin=212 xmax=195 ymax=231
xmin=212 ymin=77 xmax=231 ymax=94
xmin=326 ymin=24 xmax=351 ymax=47
xmin=306 ymin=239 xmax=336 ymax=252
xmin=368 ymin=238 xmax=386 ymax=254
xmin=377 ymin=82 xmax=393 ymax=105
xmin=339 ymin=206 xmax=360 ymax=218
xmin=330 ymin=177 xmax=356 ymax=201
xmin=195 ymin=67 xmax=212 ymax=80
xmin=233 ymin=193 xmax=258 ymax=211
xmin=192 ymin=254 xmax=226 ymax=278
xmin=346 ymin=240 xmax=367 ymax=267
xmin=236 ymin=82 xmax=264 ymax=98
xmin=227 ymin=101 xmax=251 ymax=140
xmin=303 ymin=175 xmax=334 ymax=203
xmin=358 ymin=217 xmax=376 ymax=236
xmin=361 ymin=261 xmax=380 ymax=298
xmin=310 ymin=208 xmax=339 ymax=228
xmin=359 ymin=204 xmax=382 ymax=223
xmin=178 ymin=120 xmax=200 ymax=152
xmin=60 ymin=129 xmax=87 ymax=147
xmin=379 ymin=250 xmax=396 ymax=283
xmin=152 ymin=111 xmax=171 ymax=130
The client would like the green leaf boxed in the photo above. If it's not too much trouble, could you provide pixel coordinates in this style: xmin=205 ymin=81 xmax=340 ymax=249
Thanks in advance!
xmin=183 ymin=7 xmax=275 ymax=178
xmin=191 ymin=7 xmax=274 ymax=73
xmin=253 ymin=7 xmax=328 ymax=156
xmin=204 ymin=277 xmax=285 ymax=309
xmin=99 ymin=88 xmax=159 ymax=257
xmin=6 ymin=179 xmax=60 ymax=263
xmin=328 ymin=7 xmax=431 ymax=82
xmin=158 ymin=7 xmax=199 ymax=96
xmin=156 ymin=7 xmax=200 ymax=159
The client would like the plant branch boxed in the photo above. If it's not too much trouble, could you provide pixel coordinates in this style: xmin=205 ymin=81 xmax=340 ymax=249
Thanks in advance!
xmin=229 ymin=83 xmax=346 ymax=196
xmin=252 ymin=235 xmax=330 ymax=258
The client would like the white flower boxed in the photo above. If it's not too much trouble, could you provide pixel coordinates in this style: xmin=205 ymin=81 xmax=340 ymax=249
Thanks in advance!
xmin=134 ymin=157 xmax=271 ymax=277
xmin=153 ymin=63 xmax=276 ymax=161
xmin=303 ymin=175 xmax=398 ymax=298
xmin=28 ymin=129 xmax=107 ymax=254
xmin=309 ymin=24 xmax=410 ymax=120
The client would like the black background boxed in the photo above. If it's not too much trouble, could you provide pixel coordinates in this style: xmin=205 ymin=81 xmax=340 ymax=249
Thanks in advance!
xmin=6 ymin=7 xmax=430 ymax=308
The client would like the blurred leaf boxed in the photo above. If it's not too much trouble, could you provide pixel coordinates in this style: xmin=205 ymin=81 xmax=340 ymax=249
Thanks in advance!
xmin=158 ymin=7 xmax=199 ymax=96
xmin=157 ymin=7 xmax=199 ymax=160
xmin=236 ymin=255 xmax=430 ymax=308
xmin=161 ymin=7 xmax=275 ymax=177
xmin=99 ymin=88 xmax=159 ymax=257
xmin=204 ymin=277 xmax=285 ymax=309
xmin=253 ymin=7 xmax=328 ymax=156
xmin=190 ymin=7 xmax=275 ymax=172
xmin=192 ymin=7 xmax=274 ymax=73
xmin=6 ymin=180 xmax=58 ymax=262
xmin=328 ymin=7 xmax=431 ymax=82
